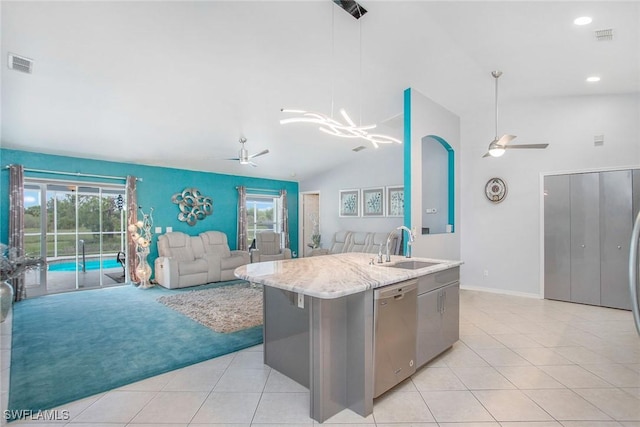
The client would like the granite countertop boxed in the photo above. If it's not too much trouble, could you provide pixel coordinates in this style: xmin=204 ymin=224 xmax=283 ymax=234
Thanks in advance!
xmin=234 ymin=252 xmax=463 ymax=299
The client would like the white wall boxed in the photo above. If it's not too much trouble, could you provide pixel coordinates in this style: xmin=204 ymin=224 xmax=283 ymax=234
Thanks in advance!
xmin=409 ymin=89 xmax=461 ymax=261
xmin=460 ymin=93 xmax=640 ymax=297
xmin=299 ymin=144 xmax=404 ymax=252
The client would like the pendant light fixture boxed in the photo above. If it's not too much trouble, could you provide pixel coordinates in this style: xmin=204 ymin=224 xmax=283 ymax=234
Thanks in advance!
xmin=280 ymin=2 xmax=401 ymax=149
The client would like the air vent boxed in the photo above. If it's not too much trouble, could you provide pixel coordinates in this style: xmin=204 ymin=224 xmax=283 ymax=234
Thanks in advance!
xmin=594 ymin=29 xmax=614 ymax=41
xmin=8 ymin=53 xmax=33 ymax=74
xmin=333 ymin=0 xmax=367 ymax=19
xmin=594 ymin=135 xmax=604 ymax=146
xmin=352 ymin=145 xmax=367 ymax=152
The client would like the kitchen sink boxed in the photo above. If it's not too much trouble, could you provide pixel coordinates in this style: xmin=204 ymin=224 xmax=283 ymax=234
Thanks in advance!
xmin=388 ymin=261 xmax=439 ymax=270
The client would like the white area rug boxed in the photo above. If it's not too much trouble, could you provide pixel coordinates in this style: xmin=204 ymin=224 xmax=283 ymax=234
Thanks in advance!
xmin=157 ymin=283 xmax=263 ymax=333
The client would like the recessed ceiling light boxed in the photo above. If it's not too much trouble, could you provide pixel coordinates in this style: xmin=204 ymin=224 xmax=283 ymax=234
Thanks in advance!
xmin=574 ymin=16 xmax=593 ymax=26
xmin=586 ymin=76 xmax=601 ymax=82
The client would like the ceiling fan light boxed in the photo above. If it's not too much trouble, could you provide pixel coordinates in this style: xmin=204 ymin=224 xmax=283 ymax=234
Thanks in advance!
xmin=586 ymin=76 xmax=601 ymax=82
xmin=574 ymin=16 xmax=592 ymax=26
xmin=489 ymin=148 xmax=506 ymax=157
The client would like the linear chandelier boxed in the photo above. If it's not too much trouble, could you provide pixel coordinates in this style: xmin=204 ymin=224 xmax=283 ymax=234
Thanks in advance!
xmin=280 ymin=108 xmax=401 ymax=149
xmin=279 ymin=1 xmax=401 ymax=149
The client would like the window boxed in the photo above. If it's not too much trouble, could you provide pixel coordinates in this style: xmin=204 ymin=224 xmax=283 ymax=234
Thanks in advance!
xmin=246 ymin=194 xmax=282 ymax=248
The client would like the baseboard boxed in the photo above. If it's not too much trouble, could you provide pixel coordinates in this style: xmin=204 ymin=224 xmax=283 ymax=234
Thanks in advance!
xmin=460 ymin=284 xmax=542 ymax=300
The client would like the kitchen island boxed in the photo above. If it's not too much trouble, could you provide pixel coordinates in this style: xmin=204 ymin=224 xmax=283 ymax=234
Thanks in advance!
xmin=235 ymin=252 xmax=463 ymax=423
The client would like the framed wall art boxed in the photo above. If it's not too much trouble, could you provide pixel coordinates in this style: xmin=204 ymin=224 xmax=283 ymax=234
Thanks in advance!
xmin=386 ymin=185 xmax=404 ymax=217
xmin=362 ymin=187 xmax=384 ymax=217
xmin=339 ymin=189 xmax=360 ymax=217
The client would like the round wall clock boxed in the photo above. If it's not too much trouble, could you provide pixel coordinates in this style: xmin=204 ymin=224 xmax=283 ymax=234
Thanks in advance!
xmin=485 ymin=177 xmax=507 ymax=203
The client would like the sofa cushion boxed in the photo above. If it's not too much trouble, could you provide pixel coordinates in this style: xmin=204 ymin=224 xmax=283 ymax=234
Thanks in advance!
xmin=348 ymin=232 xmax=371 ymax=252
xmin=221 ymin=254 xmax=248 ymax=270
xmin=158 ymin=232 xmax=195 ymax=262
xmin=200 ymin=231 xmax=232 ymax=258
xmin=330 ymin=231 xmax=352 ymax=253
xmin=178 ymin=258 xmax=209 ymax=276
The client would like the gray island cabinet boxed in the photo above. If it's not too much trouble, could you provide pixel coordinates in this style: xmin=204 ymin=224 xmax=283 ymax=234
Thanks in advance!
xmin=235 ymin=252 xmax=462 ymax=423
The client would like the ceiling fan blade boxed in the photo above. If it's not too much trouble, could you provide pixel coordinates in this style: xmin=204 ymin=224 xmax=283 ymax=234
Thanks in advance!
xmin=505 ymin=143 xmax=549 ymax=149
xmin=249 ymin=149 xmax=269 ymax=159
xmin=482 ymin=152 xmax=491 ymax=158
xmin=249 ymin=161 xmax=258 ymax=167
xmin=495 ymin=134 xmax=517 ymax=147
xmin=226 ymin=157 xmax=241 ymax=161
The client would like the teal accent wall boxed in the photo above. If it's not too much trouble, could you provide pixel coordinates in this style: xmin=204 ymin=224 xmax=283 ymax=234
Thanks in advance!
xmin=426 ymin=134 xmax=455 ymax=233
xmin=403 ymin=88 xmax=412 ymax=230
xmin=0 ymin=149 xmax=298 ymax=275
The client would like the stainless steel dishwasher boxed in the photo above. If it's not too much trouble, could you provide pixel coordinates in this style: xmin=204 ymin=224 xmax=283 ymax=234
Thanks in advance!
xmin=373 ymin=279 xmax=418 ymax=398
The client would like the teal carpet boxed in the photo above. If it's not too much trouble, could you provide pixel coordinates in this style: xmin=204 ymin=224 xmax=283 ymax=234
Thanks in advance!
xmin=8 ymin=281 xmax=263 ymax=420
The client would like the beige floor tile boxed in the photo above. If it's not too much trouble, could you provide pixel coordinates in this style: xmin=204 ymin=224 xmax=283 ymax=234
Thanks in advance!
xmin=495 ymin=366 xmax=566 ymax=389
xmin=440 ymin=343 xmax=490 ymax=368
xmin=553 ymin=346 xmax=617 ymax=365
xmin=251 ymin=392 xmax=312 ymax=424
xmin=574 ymin=388 xmax=640 ymax=421
xmin=473 ymin=347 xmax=532 ymax=366
xmin=72 ymin=391 xmax=156 ymax=423
xmin=162 ymin=363 xmax=225 ymax=392
xmin=513 ymin=347 xmax=574 ymax=366
xmin=621 ymin=422 xmax=640 ymax=427
xmin=227 ymin=351 xmax=267 ymax=370
xmin=250 ymin=424 xmax=311 ymax=427
xmin=449 ymin=366 xmax=515 ymax=390
xmin=560 ymin=422 xmax=624 ymax=427
xmin=373 ymin=391 xmax=435 ymax=423
xmin=460 ymin=334 xmax=506 ymax=350
xmin=195 ymin=352 xmax=236 ymax=370
xmin=130 ymin=391 xmax=209 ymax=424
xmin=188 ymin=423 xmax=251 ymax=427
xmin=472 ymin=389 xmax=553 ymax=422
xmin=523 ymin=389 xmax=611 ymax=421
xmin=491 ymin=333 xmax=544 ymax=349
xmin=190 ymin=392 xmax=261 ymax=424
xmin=411 ymin=367 xmax=466 ymax=391
xmin=322 ymin=407 xmax=374 ymax=423
xmin=539 ymin=365 xmax=615 ymax=388
xmin=119 ymin=370 xmax=177 ymax=391
xmin=499 ymin=423 xmax=561 ymax=427
xmin=263 ymin=369 xmax=308 ymax=393
xmin=431 ymin=423 xmax=500 ymax=427
xmin=419 ymin=391 xmax=493 ymax=423
xmin=52 ymin=393 xmax=106 ymax=422
xmin=622 ymin=388 xmax=640 ymax=398
xmin=128 ymin=424 xmax=188 ymax=427
xmin=581 ymin=364 xmax=640 ymax=388
xmin=213 ymin=368 xmax=270 ymax=392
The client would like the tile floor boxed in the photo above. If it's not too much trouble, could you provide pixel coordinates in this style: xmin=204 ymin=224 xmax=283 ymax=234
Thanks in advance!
xmin=1 ymin=289 xmax=639 ymax=426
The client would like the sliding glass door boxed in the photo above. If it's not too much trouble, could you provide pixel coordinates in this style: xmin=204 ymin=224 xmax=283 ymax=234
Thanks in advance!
xmin=24 ymin=180 xmax=126 ymax=296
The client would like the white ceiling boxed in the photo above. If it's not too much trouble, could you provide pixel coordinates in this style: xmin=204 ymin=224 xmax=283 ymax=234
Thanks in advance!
xmin=2 ymin=1 xmax=638 ymax=181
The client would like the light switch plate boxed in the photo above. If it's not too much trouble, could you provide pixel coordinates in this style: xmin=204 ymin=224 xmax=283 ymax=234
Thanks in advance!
xmin=297 ymin=293 xmax=304 ymax=309
xmin=155 ymin=227 xmax=162 ymax=234
xmin=166 ymin=226 xmax=173 ymax=233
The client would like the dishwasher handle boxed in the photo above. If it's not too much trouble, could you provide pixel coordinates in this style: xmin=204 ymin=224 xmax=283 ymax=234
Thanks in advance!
xmin=374 ymin=280 xmax=418 ymax=300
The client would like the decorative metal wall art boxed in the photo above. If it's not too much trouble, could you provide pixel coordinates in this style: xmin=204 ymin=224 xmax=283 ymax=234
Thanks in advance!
xmin=171 ymin=188 xmax=213 ymax=225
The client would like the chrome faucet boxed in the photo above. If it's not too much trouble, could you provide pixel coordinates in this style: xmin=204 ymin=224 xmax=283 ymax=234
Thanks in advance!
xmin=396 ymin=225 xmax=415 ymax=258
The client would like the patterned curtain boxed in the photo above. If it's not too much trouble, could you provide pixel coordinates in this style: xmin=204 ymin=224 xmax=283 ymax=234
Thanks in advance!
xmin=126 ymin=176 xmax=138 ymax=283
xmin=280 ymin=189 xmax=290 ymax=249
xmin=8 ymin=165 xmax=26 ymax=301
xmin=237 ymin=186 xmax=248 ymax=251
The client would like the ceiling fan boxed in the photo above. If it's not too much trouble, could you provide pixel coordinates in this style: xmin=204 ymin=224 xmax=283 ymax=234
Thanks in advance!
xmin=227 ymin=137 xmax=269 ymax=167
xmin=483 ymin=71 xmax=549 ymax=158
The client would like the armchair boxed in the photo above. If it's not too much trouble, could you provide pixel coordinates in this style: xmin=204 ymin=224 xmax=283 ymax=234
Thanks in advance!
xmin=251 ymin=231 xmax=292 ymax=263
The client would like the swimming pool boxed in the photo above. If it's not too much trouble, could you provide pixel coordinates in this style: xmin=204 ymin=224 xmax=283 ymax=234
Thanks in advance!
xmin=48 ymin=259 xmax=121 ymax=272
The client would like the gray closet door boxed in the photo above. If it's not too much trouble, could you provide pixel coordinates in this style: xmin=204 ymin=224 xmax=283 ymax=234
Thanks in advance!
xmin=544 ymin=175 xmax=571 ymax=301
xmin=570 ymin=172 xmax=601 ymax=305
xmin=600 ymin=170 xmax=633 ymax=309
